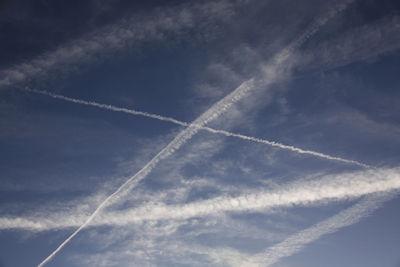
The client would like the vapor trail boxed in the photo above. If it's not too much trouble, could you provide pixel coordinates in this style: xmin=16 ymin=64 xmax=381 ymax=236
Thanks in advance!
xmin=5 ymin=167 xmax=398 ymax=232
xmin=24 ymin=87 xmax=369 ymax=168
xmin=0 ymin=1 xmax=240 ymax=89
xmin=202 ymin=128 xmax=369 ymax=168
xmin=78 ymin=167 xmax=400 ymax=225
xmin=37 ymin=1 xmax=356 ymax=265
xmin=251 ymin=193 xmax=395 ymax=266
xmin=24 ymin=87 xmax=188 ymax=127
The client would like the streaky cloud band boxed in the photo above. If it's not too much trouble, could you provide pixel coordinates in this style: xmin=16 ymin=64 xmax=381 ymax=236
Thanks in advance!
xmin=0 ymin=0 xmax=240 ymax=89
xmin=250 ymin=192 xmax=395 ymax=266
xmin=2 ymin=167 xmax=398 ymax=232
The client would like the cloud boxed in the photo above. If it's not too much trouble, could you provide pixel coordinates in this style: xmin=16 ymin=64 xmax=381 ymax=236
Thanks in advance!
xmin=0 ymin=0 xmax=396 ymax=266
xmin=0 ymin=0 xmax=241 ymax=89
xmin=249 ymin=192 xmax=394 ymax=266
xmin=300 ymin=15 xmax=400 ymax=71
xmin=2 ymin=167 xmax=399 ymax=232
xmin=35 ymin=1 xmax=358 ymax=265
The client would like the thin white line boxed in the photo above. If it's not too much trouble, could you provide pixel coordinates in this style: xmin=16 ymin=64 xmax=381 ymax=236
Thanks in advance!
xmin=24 ymin=87 xmax=370 ymax=168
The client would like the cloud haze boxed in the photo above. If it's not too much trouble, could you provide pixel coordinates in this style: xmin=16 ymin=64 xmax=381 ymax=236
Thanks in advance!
xmin=0 ymin=0 xmax=399 ymax=266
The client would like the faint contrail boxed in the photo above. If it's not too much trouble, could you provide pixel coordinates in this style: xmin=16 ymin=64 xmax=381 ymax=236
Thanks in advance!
xmin=0 ymin=1 xmax=241 ymax=89
xmin=251 ymin=192 xmax=395 ymax=266
xmin=37 ymin=1 xmax=356 ymax=266
xmin=23 ymin=87 xmax=369 ymax=168
xmin=5 ymin=167 xmax=398 ymax=232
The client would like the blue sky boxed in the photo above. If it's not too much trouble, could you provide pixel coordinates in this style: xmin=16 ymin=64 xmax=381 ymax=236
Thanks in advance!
xmin=1 ymin=0 xmax=400 ymax=266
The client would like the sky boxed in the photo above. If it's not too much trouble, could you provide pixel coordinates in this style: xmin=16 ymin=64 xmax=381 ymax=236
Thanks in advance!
xmin=0 ymin=0 xmax=400 ymax=266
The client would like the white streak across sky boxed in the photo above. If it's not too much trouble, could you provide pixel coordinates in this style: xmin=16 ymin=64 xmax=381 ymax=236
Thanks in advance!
xmin=37 ymin=1 xmax=357 ymax=266
xmin=0 ymin=0 xmax=240 ymax=89
xmin=23 ymin=87 xmax=369 ymax=168
xmin=251 ymin=193 xmax=395 ymax=266
xmin=3 ymin=167 xmax=398 ymax=232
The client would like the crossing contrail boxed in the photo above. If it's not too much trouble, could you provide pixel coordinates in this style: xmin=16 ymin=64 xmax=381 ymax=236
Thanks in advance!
xmin=37 ymin=1 xmax=357 ymax=266
xmin=23 ymin=87 xmax=369 ymax=168
xmin=36 ymin=77 xmax=261 ymax=267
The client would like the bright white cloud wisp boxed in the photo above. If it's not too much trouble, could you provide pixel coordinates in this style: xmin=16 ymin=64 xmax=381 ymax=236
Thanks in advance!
xmin=2 ymin=167 xmax=398 ymax=231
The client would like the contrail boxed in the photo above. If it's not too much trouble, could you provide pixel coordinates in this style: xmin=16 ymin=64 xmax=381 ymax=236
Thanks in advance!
xmin=251 ymin=192 xmax=396 ymax=266
xmin=5 ymin=167 xmax=398 ymax=232
xmin=37 ymin=1 xmax=356 ymax=266
xmin=36 ymin=79 xmax=261 ymax=267
xmin=23 ymin=87 xmax=369 ymax=168
xmin=202 ymin=128 xmax=369 ymax=168
xmin=0 ymin=0 xmax=240 ymax=89
xmin=56 ymin=167 xmax=400 ymax=226
xmin=23 ymin=87 xmax=189 ymax=127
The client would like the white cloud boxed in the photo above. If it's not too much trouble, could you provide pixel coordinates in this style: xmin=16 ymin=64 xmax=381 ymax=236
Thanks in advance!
xmin=2 ymin=167 xmax=399 ymax=232
xmin=248 ymin=192 xmax=394 ymax=266
xmin=0 ymin=0 xmax=241 ymax=89
xmin=300 ymin=15 xmax=400 ymax=71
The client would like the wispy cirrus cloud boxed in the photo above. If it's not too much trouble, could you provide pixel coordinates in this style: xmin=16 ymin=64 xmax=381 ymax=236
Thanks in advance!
xmin=248 ymin=192 xmax=394 ymax=266
xmin=6 ymin=0 xmax=398 ymax=266
xmin=3 ymin=167 xmax=399 ymax=232
xmin=0 ymin=0 xmax=241 ymax=89
xmin=300 ymin=15 xmax=400 ymax=72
